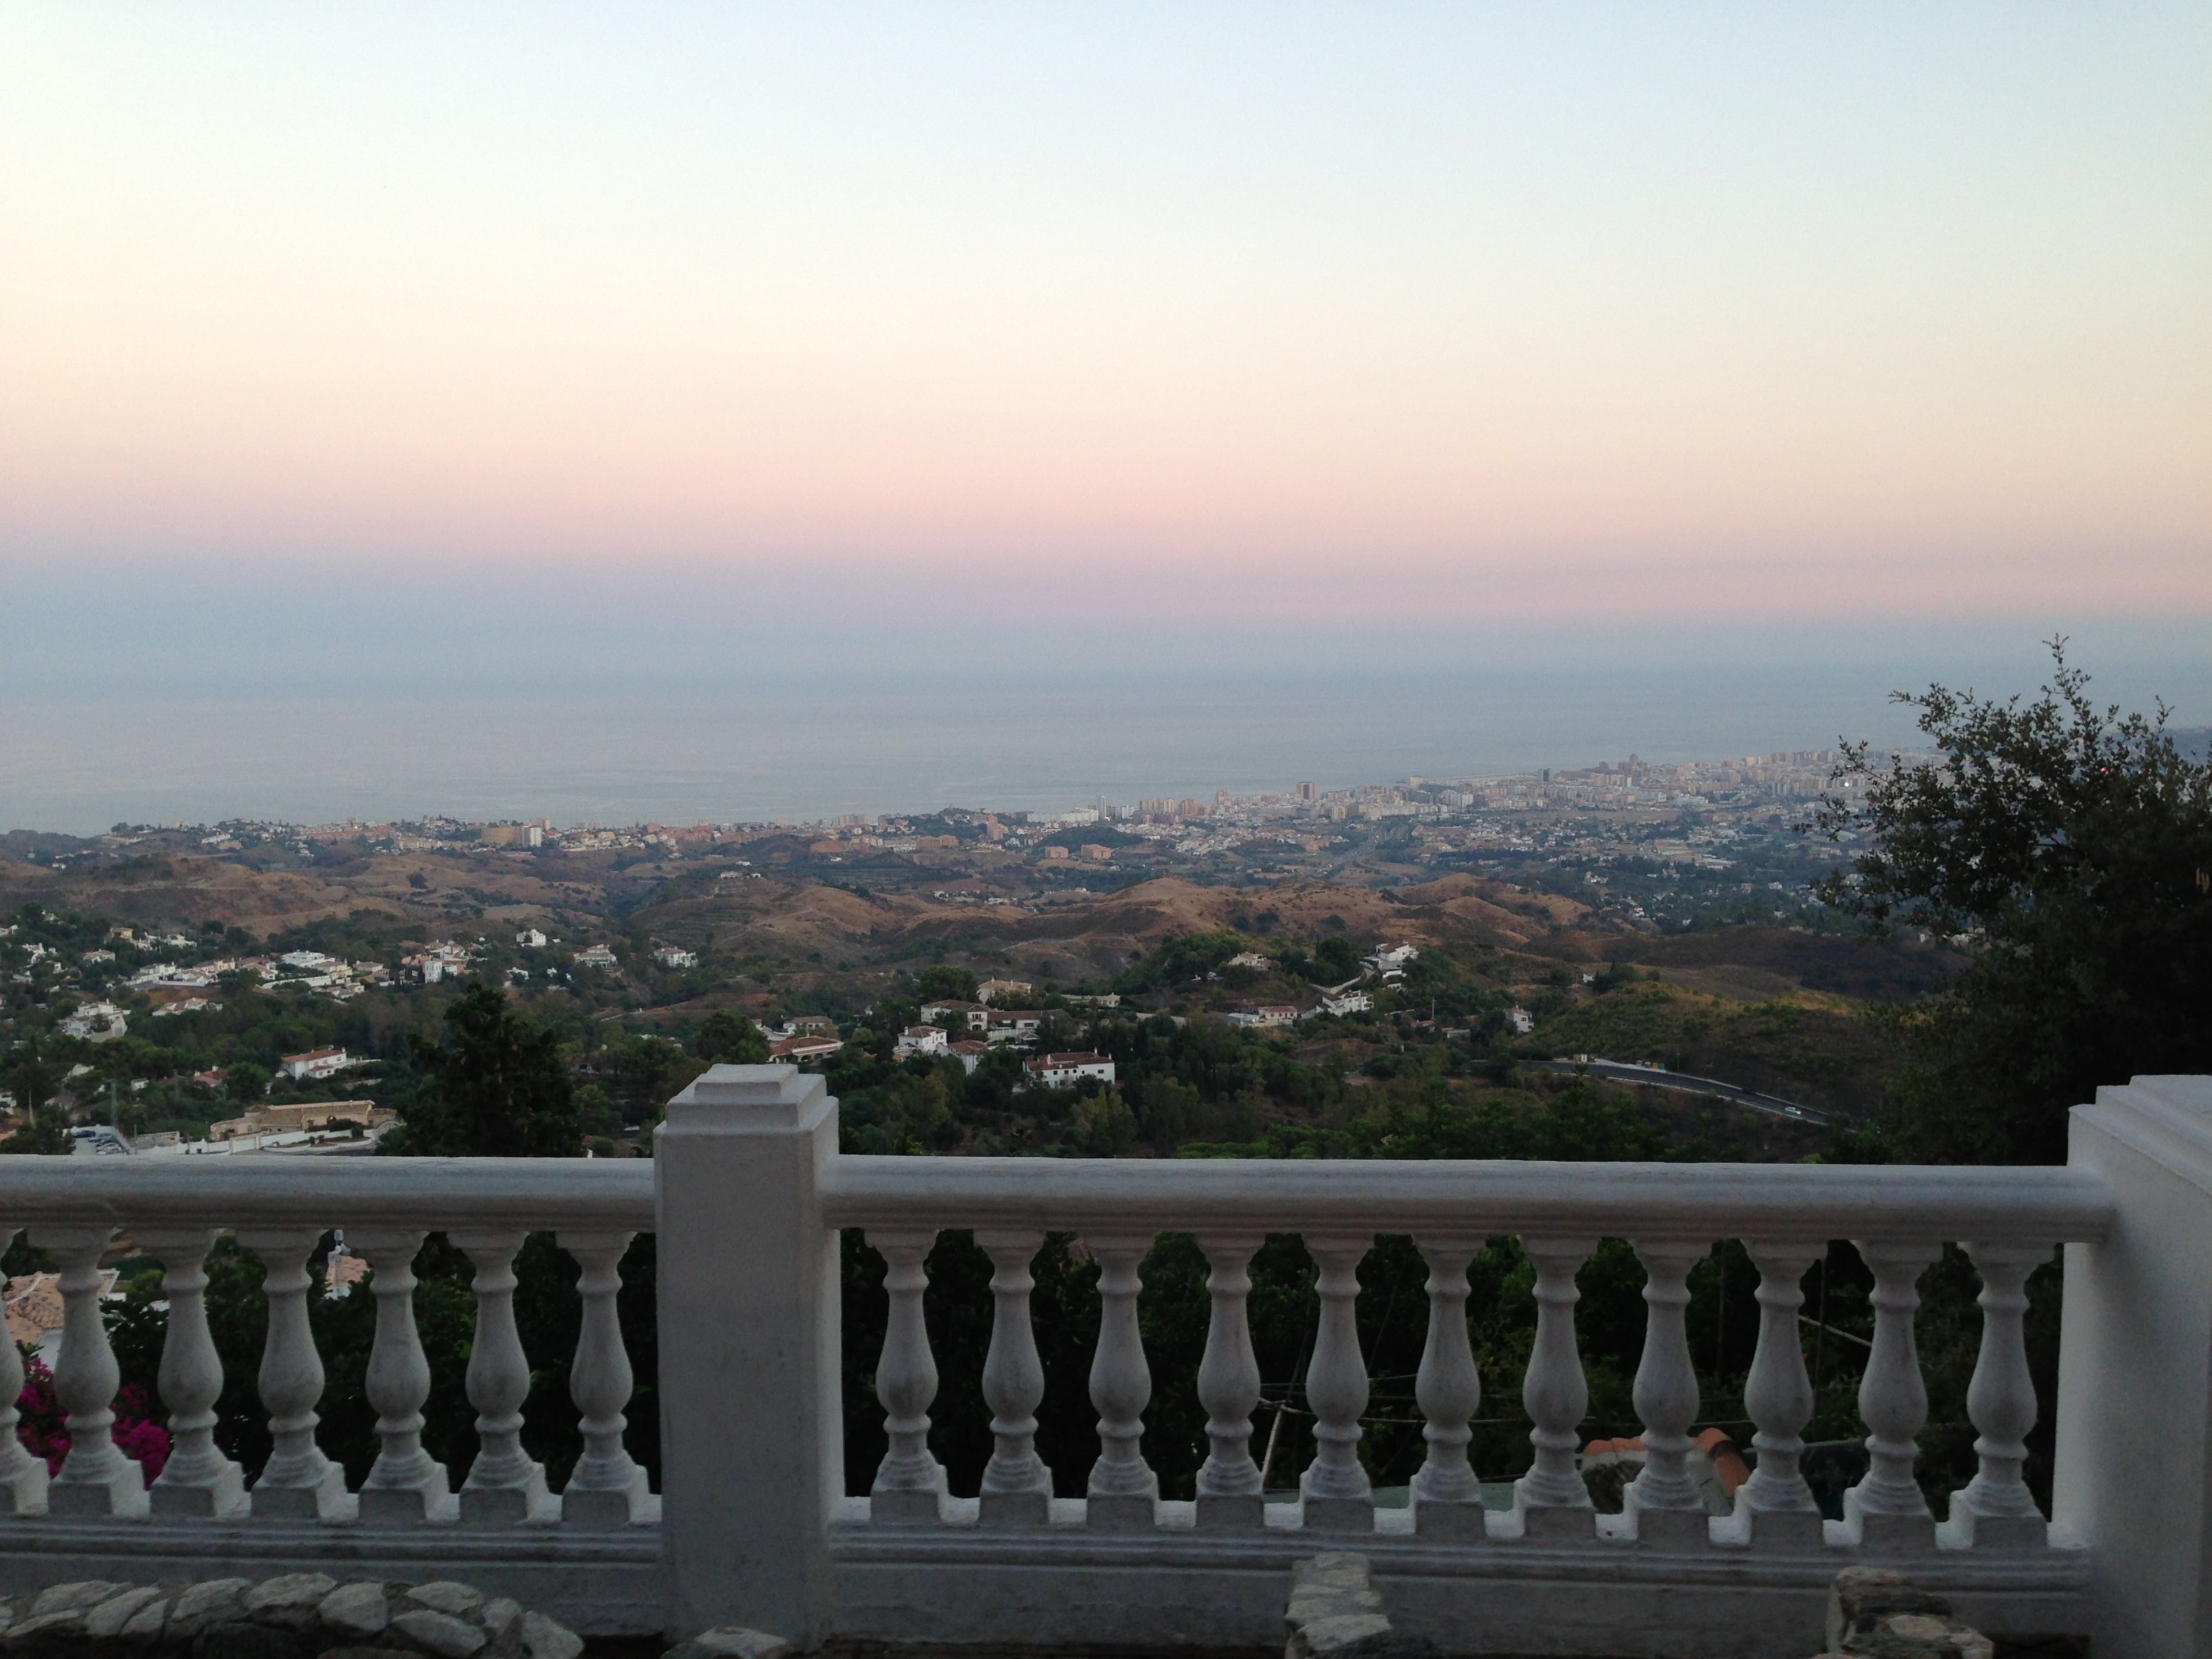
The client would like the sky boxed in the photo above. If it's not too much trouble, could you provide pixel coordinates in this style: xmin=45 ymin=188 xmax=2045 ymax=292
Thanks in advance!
xmin=3 ymin=3 xmax=2207 ymax=638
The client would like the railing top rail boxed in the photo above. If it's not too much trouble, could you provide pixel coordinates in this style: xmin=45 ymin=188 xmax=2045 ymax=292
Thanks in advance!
xmin=821 ymin=1154 xmax=2112 ymax=1246
xmin=0 ymin=1155 xmax=654 ymax=1231
xmin=0 ymin=1151 xmax=2114 ymax=1247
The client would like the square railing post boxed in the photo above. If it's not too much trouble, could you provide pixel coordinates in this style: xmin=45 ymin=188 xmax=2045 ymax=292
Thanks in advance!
xmin=2052 ymin=1076 xmax=2212 ymax=1659
xmin=657 ymin=1063 xmax=843 ymax=1645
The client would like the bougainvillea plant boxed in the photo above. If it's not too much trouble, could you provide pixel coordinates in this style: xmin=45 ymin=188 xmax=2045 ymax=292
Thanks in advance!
xmin=14 ymin=1355 xmax=169 ymax=1482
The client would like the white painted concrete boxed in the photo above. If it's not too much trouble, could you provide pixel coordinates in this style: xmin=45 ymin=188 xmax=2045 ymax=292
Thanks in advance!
xmin=2053 ymin=1075 xmax=2212 ymax=1659
xmin=0 ymin=1065 xmax=2205 ymax=1656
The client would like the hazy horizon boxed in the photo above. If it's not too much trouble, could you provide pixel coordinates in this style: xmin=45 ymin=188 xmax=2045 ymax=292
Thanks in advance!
xmin=3 ymin=7 xmax=2206 ymax=833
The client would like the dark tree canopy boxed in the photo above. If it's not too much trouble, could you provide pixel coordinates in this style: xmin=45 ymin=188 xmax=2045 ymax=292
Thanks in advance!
xmin=693 ymin=1009 xmax=769 ymax=1065
xmin=392 ymin=984 xmax=581 ymax=1157
xmin=1811 ymin=642 xmax=2212 ymax=1163
xmin=914 ymin=964 xmax=979 ymax=1002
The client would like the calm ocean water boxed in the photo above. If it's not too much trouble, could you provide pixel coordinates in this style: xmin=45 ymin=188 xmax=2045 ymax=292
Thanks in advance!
xmin=14 ymin=652 xmax=2204 ymax=835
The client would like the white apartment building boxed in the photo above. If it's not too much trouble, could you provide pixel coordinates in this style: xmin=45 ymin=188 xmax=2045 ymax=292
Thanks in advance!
xmin=1023 ymin=1052 xmax=1116 ymax=1089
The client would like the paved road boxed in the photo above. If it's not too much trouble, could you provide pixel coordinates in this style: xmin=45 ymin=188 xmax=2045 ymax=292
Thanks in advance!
xmin=1528 ymin=1057 xmax=1832 ymax=1127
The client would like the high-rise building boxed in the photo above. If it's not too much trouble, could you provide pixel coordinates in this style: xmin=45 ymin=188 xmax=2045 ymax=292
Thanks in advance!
xmin=1297 ymin=781 xmax=1316 ymax=802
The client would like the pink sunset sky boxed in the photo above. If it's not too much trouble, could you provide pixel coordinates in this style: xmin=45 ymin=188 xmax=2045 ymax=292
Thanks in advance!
xmin=2 ymin=3 xmax=2207 ymax=628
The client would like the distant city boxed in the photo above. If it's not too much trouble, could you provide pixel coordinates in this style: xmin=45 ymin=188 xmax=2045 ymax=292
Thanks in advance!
xmin=1 ymin=745 xmax=1902 ymax=947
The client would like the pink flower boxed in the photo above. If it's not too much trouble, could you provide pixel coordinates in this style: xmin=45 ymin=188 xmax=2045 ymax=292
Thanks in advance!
xmin=12 ymin=1357 xmax=171 ymax=1484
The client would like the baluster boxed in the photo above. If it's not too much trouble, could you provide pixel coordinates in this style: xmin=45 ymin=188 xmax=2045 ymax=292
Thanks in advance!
xmin=1193 ymin=1233 xmax=1264 ymax=1528
xmin=867 ymin=1229 xmax=947 ymax=1523
xmin=1084 ymin=1233 xmax=1158 ymax=1529
xmin=0 ymin=1224 xmax=49 ymax=1514
xmin=349 ymin=1227 xmax=455 ymax=1522
xmin=1410 ymin=1235 xmax=1483 ymax=1536
xmin=28 ymin=1225 xmax=147 ymax=1517
xmin=1298 ymin=1233 xmax=1372 ymax=1531
xmin=454 ymin=1229 xmax=550 ymax=1525
xmin=136 ymin=1227 xmax=246 ymax=1517
xmin=237 ymin=1227 xmax=347 ymax=1519
xmin=1944 ymin=1242 xmax=2050 ymax=1548
xmin=976 ymin=1229 xmax=1052 ymax=1525
xmin=1513 ymin=1235 xmax=1596 ymax=1538
xmin=558 ymin=1229 xmax=652 ymax=1526
xmin=1623 ymin=1240 xmax=1708 ymax=1545
xmin=1731 ymin=1240 xmax=1822 ymax=1545
xmin=1843 ymin=1239 xmax=1938 ymax=1548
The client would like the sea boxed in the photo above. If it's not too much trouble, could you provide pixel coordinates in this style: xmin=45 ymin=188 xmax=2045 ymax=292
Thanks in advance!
xmin=6 ymin=647 xmax=2205 ymax=836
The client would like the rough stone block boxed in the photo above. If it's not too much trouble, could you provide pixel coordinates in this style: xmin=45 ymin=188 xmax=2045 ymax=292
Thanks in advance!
xmin=661 ymin=1629 xmax=792 ymax=1659
xmin=9 ymin=1610 xmax=94 ymax=1659
xmin=167 ymin=1581 xmax=253 ymax=1641
xmin=401 ymin=1586 xmax=484 ymax=1619
xmin=388 ymin=1610 xmax=487 ymax=1659
xmin=1827 ymin=1567 xmax=1952 ymax=1650
xmin=314 ymin=1583 xmax=392 ymax=1643
xmin=243 ymin=1578 xmax=337 ymax=1632
xmin=84 ymin=1588 xmax=165 ymax=1639
xmin=31 ymin=1585 xmax=128 ymax=1620
xmin=516 ymin=1612 xmax=581 ymax=1659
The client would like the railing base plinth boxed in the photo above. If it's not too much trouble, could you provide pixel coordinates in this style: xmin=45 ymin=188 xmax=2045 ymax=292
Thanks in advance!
xmin=1410 ymin=1495 xmax=1486 ymax=1539
xmin=1622 ymin=1502 xmax=1708 ymax=1551
xmin=977 ymin=1489 xmax=1050 ymax=1528
xmin=151 ymin=1467 xmax=247 ymax=1519
xmin=561 ymin=1471 xmax=653 ymax=1530
xmin=1510 ymin=1498 xmax=1597 ymax=1542
xmin=250 ymin=1468 xmax=350 ymax=1521
xmin=462 ymin=1473 xmax=555 ymax=1528
xmin=1 ymin=1464 xmax=49 ymax=1517
xmin=869 ymin=1486 xmax=949 ymax=1526
xmin=1299 ymin=1495 xmax=1375 ymax=1533
xmin=1194 ymin=1492 xmax=1264 ymax=1530
xmin=1719 ymin=1502 xmax=1824 ymax=1551
xmin=1939 ymin=1498 xmax=2048 ymax=1551
xmin=49 ymin=1475 xmax=150 ymax=1520
xmin=361 ymin=1486 xmax=459 ymax=1525
xmin=1084 ymin=1494 xmax=1157 ymax=1532
xmin=1842 ymin=1492 xmax=1937 ymax=1555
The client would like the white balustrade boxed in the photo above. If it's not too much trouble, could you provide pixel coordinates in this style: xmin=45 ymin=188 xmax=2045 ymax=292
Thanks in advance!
xmin=1298 ymin=1233 xmax=1372 ymax=1530
xmin=0 ymin=1224 xmax=49 ymax=1515
xmin=1731 ymin=1240 xmax=1822 ymax=1544
xmin=1622 ymin=1241 xmax=1708 ymax=1544
xmin=349 ymin=1226 xmax=457 ymax=1523
xmin=1193 ymin=1233 xmax=1264 ymax=1528
xmin=1844 ymin=1239 xmax=1938 ymax=1545
xmin=1083 ymin=1233 xmax=1157 ymax=1528
xmin=976 ymin=1229 xmax=1053 ymax=1525
xmin=867 ymin=1228 xmax=948 ymax=1522
xmin=237 ymin=1226 xmax=348 ymax=1519
xmin=1409 ymin=1235 xmax=1483 ymax=1536
xmin=1513 ymin=1235 xmax=1597 ymax=1535
xmin=558 ymin=1229 xmax=653 ymax=1527
xmin=455 ymin=1228 xmax=552 ymax=1525
xmin=136 ymin=1226 xmax=246 ymax=1517
xmin=29 ymin=1224 xmax=146 ymax=1517
xmin=1945 ymin=1241 xmax=2050 ymax=1548
xmin=0 ymin=1062 xmax=2175 ymax=1659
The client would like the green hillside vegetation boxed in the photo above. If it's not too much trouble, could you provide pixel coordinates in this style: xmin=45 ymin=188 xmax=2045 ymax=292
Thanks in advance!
xmin=1517 ymin=979 xmax=1893 ymax=1117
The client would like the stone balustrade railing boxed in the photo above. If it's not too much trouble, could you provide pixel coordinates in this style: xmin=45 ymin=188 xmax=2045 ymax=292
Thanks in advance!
xmin=821 ymin=1152 xmax=2104 ymax=1549
xmin=3 ymin=1066 xmax=2211 ymax=1659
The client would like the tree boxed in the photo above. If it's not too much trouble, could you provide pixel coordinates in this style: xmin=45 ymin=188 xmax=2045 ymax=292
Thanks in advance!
xmin=1 ymin=1106 xmax=72 ymax=1155
xmin=693 ymin=1010 xmax=769 ymax=1065
xmin=226 ymin=1061 xmax=270 ymax=1105
xmin=1810 ymin=642 xmax=2212 ymax=1163
xmin=914 ymin=964 xmax=979 ymax=1002
xmin=392 ymin=984 xmax=581 ymax=1157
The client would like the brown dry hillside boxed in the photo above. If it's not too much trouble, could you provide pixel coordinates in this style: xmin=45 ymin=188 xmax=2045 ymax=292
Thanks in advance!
xmin=642 ymin=872 xmax=1601 ymax=979
xmin=0 ymin=855 xmax=388 ymax=934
